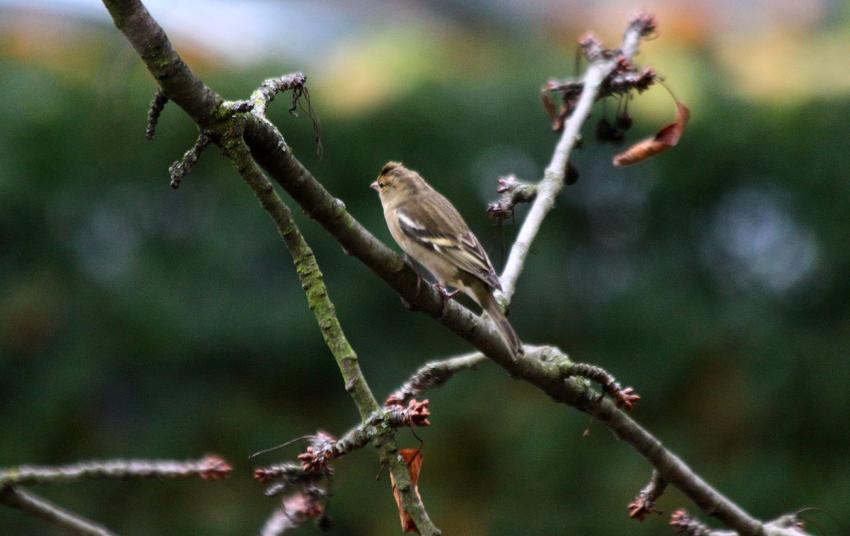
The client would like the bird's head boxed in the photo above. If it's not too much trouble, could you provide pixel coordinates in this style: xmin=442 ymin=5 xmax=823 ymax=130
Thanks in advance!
xmin=371 ymin=161 xmax=427 ymax=206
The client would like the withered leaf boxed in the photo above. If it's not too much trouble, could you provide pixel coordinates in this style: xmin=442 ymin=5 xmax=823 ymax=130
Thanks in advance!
xmin=390 ymin=449 xmax=424 ymax=534
xmin=613 ymin=101 xmax=690 ymax=166
xmin=540 ymin=89 xmax=558 ymax=122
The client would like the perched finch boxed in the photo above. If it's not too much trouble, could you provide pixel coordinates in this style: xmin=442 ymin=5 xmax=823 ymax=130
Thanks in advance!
xmin=371 ymin=162 xmax=523 ymax=356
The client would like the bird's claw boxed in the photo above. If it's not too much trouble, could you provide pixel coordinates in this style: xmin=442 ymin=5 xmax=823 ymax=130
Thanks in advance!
xmin=436 ymin=284 xmax=460 ymax=318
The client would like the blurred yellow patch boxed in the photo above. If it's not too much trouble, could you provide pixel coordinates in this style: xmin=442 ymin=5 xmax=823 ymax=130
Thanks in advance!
xmin=715 ymin=29 xmax=850 ymax=102
xmin=313 ymin=28 xmax=448 ymax=115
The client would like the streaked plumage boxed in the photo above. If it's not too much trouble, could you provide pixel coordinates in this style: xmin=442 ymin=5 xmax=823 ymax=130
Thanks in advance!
xmin=371 ymin=161 xmax=523 ymax=356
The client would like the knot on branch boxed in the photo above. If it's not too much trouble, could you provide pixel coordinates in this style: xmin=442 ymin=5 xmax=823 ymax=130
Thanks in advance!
xmin=614 ymin=387 xmax=641 ymax=411
xmin=628 ymin=471 xmax=667 ymax=521
xmin=602 ymin=61 xmax=657 ymax=99
xmin=253 ymin=462 xmax=330 ymax=499
xmin=628 ymin=11 xmax=658 ymax=38
xmin=168 ymin=131 xmax=212 ymax=189
xmin=542 ymin=16 xmax=659 ymax=134
xmin=487 ymin=175 xmax=539 ymax=221
xmin=297 ymin=432 xmax=338 ymax=473
xmin=629 ymin=494 xmax=662 ymax=521
xmin=404 ymin=399 xmax=431 ymax=427
xmin=298 ymin=447 xmax=330 ymax=474
xmin=197 ymin=455 xmax=233 ymax=481
xmin=385 ymin=397 xmax=432 ymax=427
xmin=248 ymin=72 xmax=322 ymax=157
xmin=670 ymin=509 xmax=712 ymax=535
xmin=543 ymin=64 xmax=657 ymax=135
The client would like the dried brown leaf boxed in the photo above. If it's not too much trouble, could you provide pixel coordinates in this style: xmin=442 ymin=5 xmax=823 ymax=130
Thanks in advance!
xmin=540 ymin=89 xmax=558 ymax=122
xmin=613 ymin=101 xmax=690 ymax=166
xmin=390 ymin=449 xmax=424 ymax=534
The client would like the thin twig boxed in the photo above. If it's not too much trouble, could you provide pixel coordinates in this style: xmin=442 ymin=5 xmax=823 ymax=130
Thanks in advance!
xmin=0 ymin=486 xmax=117 ymax=536
xmin=248 ymin=73 xmax=307 ymax=118
xmin=628 ymin=470 xmax=668 ymax=520
xmin=295 ymin=401 xmax=431 ymax=473
xmin=0 ymin=456 xmax=232 ymax=487
xmin=145 ymin=89 xmax=168 ymax=140
xmin=568 ymin=362 xmax=641 ymax=410
xmin=498 ymin=15 xmax=650 ymax=303
xmin=386 ymin=351 xmax=488 ymax=405
xmin=168 ymin=130 xmax=212 ymax=189
xmin=486 ymin=174 xmax=538 ymax=222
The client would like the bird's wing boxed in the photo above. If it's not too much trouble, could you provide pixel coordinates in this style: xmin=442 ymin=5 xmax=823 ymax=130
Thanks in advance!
xmin=395 ymin=194 xmax=502 ymax=290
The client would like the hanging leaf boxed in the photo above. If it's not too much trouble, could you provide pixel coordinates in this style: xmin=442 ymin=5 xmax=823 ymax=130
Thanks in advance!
xmin=613 ymin=101 xmax=690 ymax=166
xmin=390 ymin=449 xmax=424 ymax=534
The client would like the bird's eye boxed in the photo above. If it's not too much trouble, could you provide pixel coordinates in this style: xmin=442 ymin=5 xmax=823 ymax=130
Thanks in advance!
xmin=379 ymin=182 xmax=386 ymax=189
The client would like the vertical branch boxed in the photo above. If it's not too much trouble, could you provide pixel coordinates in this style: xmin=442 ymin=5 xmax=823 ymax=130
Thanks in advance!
xmin=221 ymin=136 xmax=441 ymax=536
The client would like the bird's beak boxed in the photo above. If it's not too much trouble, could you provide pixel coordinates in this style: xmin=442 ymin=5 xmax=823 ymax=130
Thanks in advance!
xmin=369 ymin=180 xmax=380 ymax=192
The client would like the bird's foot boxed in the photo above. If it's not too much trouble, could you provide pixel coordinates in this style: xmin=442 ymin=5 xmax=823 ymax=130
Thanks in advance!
xmin=435 ymin=284 xmax=460 ymax=318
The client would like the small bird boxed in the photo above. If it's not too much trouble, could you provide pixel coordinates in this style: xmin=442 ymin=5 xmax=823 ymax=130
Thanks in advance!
xmin=371 ymin=161 xmax=523 ymax=356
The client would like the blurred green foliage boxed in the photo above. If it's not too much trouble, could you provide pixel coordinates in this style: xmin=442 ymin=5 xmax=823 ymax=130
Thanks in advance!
xmin=1 ymin=14 xmax=849 ymax=536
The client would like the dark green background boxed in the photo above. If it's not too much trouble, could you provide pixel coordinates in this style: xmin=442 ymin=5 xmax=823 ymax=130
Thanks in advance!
xmin=1 ymin=3 xmax=848 ymax=535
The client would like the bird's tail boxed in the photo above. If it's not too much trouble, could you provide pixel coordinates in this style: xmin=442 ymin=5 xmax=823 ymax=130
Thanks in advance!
xmin=481 ymin=292 xmax=523 ymax=358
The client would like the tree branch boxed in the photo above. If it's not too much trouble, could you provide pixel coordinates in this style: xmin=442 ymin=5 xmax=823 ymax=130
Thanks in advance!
xmin=292 ymin=400 xmax=431 ymax=473
xmin=498 ymin=14 xmax=652 ymax=303
xmin=0 ymin=456 xmax=232 ymax=487
xmin=487 ymin=174 xmax=539 ymax=222
xmin=628 ymin=470 xmax=668 ymax=521
xmin=386 ymin=351 xmax=488 ymax=405
xmin=0 ymin=487 xmax=116 ymax=536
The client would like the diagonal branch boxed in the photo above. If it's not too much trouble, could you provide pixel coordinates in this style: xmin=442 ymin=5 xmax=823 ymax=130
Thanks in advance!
xmin=0 ymin=487 xmax=116 ymax=536
xmin=386 ymin=351 xmax=488 ymax=405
